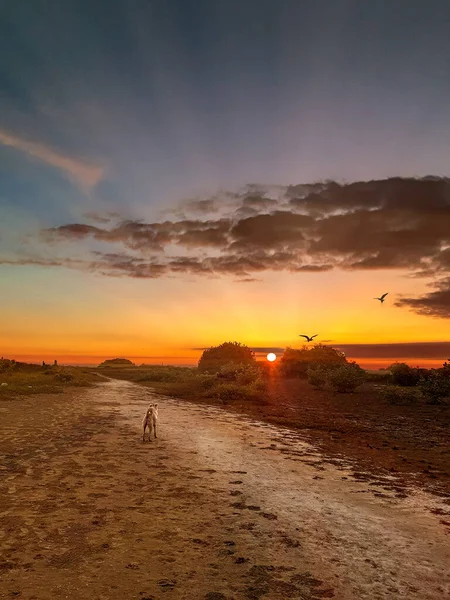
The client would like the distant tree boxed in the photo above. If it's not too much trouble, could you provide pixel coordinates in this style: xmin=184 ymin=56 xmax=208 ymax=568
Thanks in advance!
xmin=387 ymin=363 xmax=421 ymax=386
xmin=279 ymin=344 xmax=347 ymax=378
xmin=54 ymin=359 xmax=58 ymax=367
xmin=198 ymin=342 xmax=255 ymax=373
xmin=99 ymin=358 xmax=135 ymax=367
xmin=327 ymin=362 xmax=366 ymax=393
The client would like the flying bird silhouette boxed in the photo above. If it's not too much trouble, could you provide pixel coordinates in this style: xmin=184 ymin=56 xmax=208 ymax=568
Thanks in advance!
xmin=374 ymin=293 xmax=389 ymax=304
xmin=299 ymin=334 xmax=318 ymax=342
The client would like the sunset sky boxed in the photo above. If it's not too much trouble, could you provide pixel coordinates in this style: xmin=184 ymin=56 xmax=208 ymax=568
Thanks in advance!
xmin=1 ymin=0 xmax=450 ymax=367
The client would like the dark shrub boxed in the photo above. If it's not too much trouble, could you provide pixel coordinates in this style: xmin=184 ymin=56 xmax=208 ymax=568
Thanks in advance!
xmin=54 ymin=371 xmax=74 ymax=383
xmin=420 ymin=371 xmax=450 ymax=404
xmin=327 ymin=362 xmax=365 ymax=393
xmin=279 ymin=344 xmax=347 ymax=378
xmin=307 ymin=365 xmax=329 ymax=389
xmin=198 ymin=342 xmax=255 ymax=374
xmin=381 ymin=385 xmax=420 ymax=405
xmin=387 ymin=363 xmax=421 ymax=386
xmin=217 ymin=363 xmax=261 ymax=385
xmin=214 ymin=383 xmax=248 ymax=404
xmin=138 ymin=366 xmax=193 ymax=383
xmin=365 ymin=370 xmax=391 ymax=384
xmin=436 ymin=361 xmax=450 ymax=378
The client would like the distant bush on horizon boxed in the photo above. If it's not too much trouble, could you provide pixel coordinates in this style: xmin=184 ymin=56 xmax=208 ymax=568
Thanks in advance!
xmin=99 ymin=358 xmax=135 ymax=367
xmin=387 ymin=362 xmax=421 ymax=387
xmin=279 ymin=344 xmax=347 ymax=378
xmin=198 ymin=342 xmax=255 ymax=374
xmin=326 ymin=362 xmax=366 ymax=393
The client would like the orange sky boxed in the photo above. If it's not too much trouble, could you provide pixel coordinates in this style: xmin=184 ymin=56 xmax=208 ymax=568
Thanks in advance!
xmin=2 ymin=267 xmax=449 ymax=368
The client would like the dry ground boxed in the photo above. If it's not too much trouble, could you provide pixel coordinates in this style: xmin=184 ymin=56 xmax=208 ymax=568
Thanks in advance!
xmin=1 ymin=378 xmax=449 ymax=600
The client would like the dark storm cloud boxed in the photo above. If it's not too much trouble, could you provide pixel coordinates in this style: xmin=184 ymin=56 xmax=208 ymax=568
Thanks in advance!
xmin=13 ymin=176 xmax=450 ymax=317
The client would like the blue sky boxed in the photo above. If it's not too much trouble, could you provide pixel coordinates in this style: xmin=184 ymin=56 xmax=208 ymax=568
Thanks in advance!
xmin=2 ymin=0 xmax=450 ymax=363
xmin=2 ymin=0 xmax=450 ymax=226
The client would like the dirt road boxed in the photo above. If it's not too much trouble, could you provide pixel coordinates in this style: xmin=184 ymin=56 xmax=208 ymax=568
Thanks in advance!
xmin=1 ymin=379 xmax=449 ymax=599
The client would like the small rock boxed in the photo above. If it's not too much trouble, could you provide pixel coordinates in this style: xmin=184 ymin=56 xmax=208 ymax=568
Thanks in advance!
xmin=158 ymin=579 xmax=176 ymax=587
xmin=261 ymin=512 xmax=277 ymax=520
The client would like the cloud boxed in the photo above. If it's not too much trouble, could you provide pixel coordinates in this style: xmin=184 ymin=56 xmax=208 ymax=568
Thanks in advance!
xmin=395 ymin=278 xmax=450 ymax=318
xmin=8 ymin=176 xmax=450 ymax=318
xmin=83 ymin=211 xmax=122 ymax=224
xmin=334 ymin=342 xmax=450 ymax=359
xmin=0 ymin=128 xmax=104 ymax=189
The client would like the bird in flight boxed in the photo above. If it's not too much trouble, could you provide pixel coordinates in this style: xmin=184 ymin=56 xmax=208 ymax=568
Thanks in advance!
xmin=299 ymin=334 xmax=318 ymax=342
xmin=374 ymin=293 xmax=389 ymax=304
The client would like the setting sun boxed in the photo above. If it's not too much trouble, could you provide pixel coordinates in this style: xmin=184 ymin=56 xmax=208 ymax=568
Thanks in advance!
xmin=267 ymin=353 xmax=277 ymax=362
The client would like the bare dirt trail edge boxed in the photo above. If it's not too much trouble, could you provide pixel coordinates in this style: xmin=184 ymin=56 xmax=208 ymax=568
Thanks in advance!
xmin=0 ymin=379 xmax=449 ymax=600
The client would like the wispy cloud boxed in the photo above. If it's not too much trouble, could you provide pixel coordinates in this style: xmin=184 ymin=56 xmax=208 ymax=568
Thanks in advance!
xmin=0 ymin=128 xmax=104 ymax=190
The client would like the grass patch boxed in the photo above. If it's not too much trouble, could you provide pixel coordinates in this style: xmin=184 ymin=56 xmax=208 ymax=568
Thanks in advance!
xmin=94 ymin=363 xmax=268 ymax=405
xmin=0 ymin=361 xmax=101 ymax=399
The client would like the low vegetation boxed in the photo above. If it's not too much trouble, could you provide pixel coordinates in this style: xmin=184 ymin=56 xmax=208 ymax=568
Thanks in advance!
xmin=99 ymin=343 xmax=267 ymax=405
xmin=0 ymin=358 xmax=100 ymax=398
xmin=198 ymin=342 xmax=256 ymax=373
xmin=327 ymin=362 xmax=366 ymax=393
xmin=307 ymin=362 xmax=366 ymax=393
xmin=387 ymin=362 xmax=422 ymax=386
xmin=381 ymin=385 xmax=421 ymax=405
xmin=96 ymin=345 xmax=450 ymax=408
xmin=279 ymin=344 xmax=347 ymax=378
xmin=419 ymin=370 xmax=450 ymax=404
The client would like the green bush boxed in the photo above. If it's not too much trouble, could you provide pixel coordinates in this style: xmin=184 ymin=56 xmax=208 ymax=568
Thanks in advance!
xmin=217 ymin=362 xmax=261 ymax=385
xmin=419 ymin=371 xmax=450 ymax=404
xmin=327 ymin=362 xmax=365 ymax=393
xmin=0 ymin=359 xmax=15 ymax=374
xmin=137 ymin=366 xmax=194 ymax=383
xmin=307 ymin=365 xmax=329 ymax=389
xmin=198 ymin=342 xmax=255 ymax=373
xmin=279 ymin=344 xmax=347 ymax=378
xmin=387 ymin=363 xmax=421 ymax=386
xmin=54 ymin=371 xmax=74 ymax=383
xmin=381 ymin=385 xmax=420 ymax=405
xmin=214 ymin=383 xmax=248 ymax=404
xmin=197 ymin=374 xmax=217 ymax=390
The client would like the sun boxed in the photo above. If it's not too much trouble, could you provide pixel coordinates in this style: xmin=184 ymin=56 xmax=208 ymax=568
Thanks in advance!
xmin=267 ymin=353 xmax=277 ymax=362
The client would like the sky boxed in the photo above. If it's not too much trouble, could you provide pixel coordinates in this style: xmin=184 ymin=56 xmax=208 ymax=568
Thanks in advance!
xmin=1 ymin=0 xmax=450 ymax=367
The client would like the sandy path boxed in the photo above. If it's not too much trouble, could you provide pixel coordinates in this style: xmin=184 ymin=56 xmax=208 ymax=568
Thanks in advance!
xmin=1 ymin=378 xmax=449 ymax=600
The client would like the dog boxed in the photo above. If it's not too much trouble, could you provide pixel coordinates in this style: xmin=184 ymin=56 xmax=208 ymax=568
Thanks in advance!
xmin=142 ymin=403 xmax=158 ymax=441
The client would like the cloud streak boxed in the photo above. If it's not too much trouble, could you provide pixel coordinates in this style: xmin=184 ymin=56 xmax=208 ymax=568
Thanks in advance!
xmin=0 ymin=128 xmax=104 ymax=190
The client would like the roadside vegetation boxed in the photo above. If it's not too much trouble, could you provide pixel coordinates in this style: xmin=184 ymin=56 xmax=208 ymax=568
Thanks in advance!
xmin=97 ymin=342 xmax=450 ymax=408
xmin=0 ymin=358 xmax=100 ymax=398
xmin=100 ymin=343 xmax=268 ymax=405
